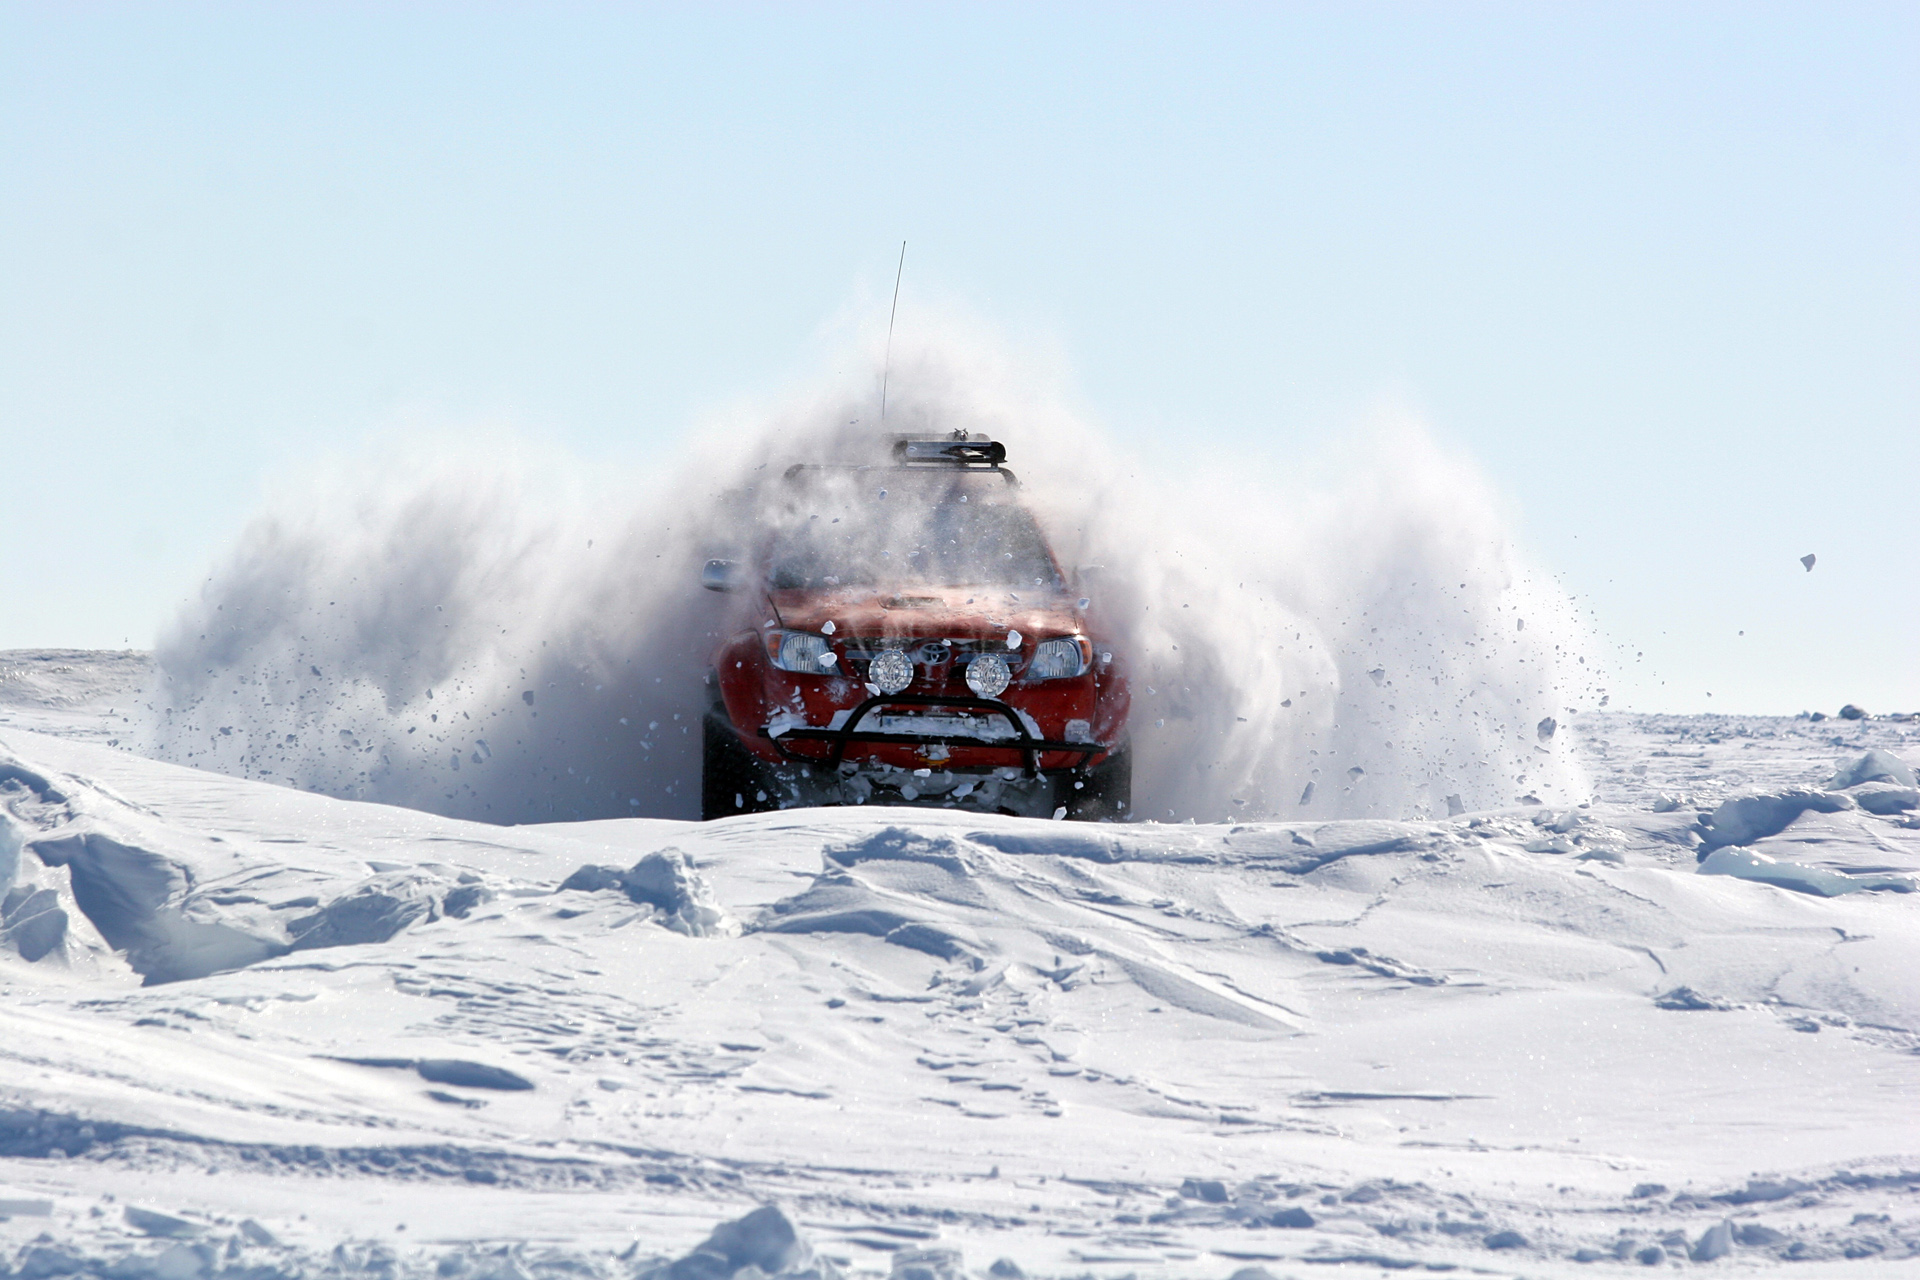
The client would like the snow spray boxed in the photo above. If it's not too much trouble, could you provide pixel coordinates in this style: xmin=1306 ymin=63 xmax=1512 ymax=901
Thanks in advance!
xmin=146 ymin=324 xmax=1600 ymax=823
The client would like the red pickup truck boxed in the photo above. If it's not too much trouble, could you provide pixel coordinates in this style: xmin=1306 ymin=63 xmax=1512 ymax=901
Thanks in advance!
xmin=699 ymin=434 xmax=1131 ymax=820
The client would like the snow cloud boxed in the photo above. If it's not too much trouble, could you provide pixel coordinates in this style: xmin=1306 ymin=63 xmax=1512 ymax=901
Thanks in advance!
xmin=146 ymin=320 xmax=1599 ymax=822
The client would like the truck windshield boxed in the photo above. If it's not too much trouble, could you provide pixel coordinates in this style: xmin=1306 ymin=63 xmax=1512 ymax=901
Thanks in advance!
xmin=767 ymin=489 xmax=1061 ymax=591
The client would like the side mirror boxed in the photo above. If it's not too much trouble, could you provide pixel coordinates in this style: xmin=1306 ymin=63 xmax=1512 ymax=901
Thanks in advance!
xmin=701 ymin=559 xmax=745 ymax=593
xmin=1073 ymin=564 xmax=1106 ymax=590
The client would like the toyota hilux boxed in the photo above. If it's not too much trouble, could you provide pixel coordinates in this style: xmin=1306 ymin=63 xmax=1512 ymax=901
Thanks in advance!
xmin=699 ymin=434 xmax=1130 ymax=820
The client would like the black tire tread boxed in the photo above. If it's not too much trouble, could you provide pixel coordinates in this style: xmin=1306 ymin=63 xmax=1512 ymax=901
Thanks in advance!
xmin=1065 ymin=746 xmax=1131 ymax=821
xmin=701 ymin=715 xmax=769 ymax=821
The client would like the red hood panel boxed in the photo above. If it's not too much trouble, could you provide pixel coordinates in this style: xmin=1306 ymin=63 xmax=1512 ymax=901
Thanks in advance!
xmin=769 ymin=587 xmax=1084 ymax=641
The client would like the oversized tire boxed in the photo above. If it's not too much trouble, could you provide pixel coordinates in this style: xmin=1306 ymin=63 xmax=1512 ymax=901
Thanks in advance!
xmin=701 ymin=715 xmax=771 ymax=821
xmin=1065 ymin=745 xmax=1131 ymax=821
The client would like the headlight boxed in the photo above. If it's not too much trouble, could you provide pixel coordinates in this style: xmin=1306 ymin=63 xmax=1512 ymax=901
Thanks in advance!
xmin=766 ymin=630 xmax=831 ymax=673
xmin=868 ymin=648 xmax=914 ymax=694
xmin=1027 ymin=636 xmax=1091 ymax=680
xmin=965 ymin=651 xmax=1011 ymax=698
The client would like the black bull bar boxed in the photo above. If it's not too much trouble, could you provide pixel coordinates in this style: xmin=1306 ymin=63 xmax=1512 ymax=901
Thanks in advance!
xmin=764 ymin=693 xmax=1105 ymax=776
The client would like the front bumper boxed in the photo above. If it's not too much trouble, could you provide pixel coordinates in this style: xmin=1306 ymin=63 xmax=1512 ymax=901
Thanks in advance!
xmin=764 ymin=692 xmax=1108 ymax=775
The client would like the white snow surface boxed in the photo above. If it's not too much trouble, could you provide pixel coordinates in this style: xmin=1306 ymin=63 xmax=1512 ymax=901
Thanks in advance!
xmin=6 ymin=659 xmax=1920 ymax=1277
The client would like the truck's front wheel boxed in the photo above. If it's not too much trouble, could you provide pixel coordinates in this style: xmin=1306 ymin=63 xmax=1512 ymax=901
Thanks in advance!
xmin=701 ymin=716 xmax=770 ymax=820
xmin=1065 ymin=745 xmax=1131 ymax=821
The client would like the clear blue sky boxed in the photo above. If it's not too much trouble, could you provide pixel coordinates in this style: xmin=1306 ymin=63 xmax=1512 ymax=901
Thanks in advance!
xmin=3 ymin=2 xmax=1914 ymax=713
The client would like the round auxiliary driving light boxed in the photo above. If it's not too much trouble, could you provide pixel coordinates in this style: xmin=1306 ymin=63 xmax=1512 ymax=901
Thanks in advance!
xmin=869 ymin=649 xmax=914 ymax=695
xmin=966 ymin=651 xmax=1011 ymax=698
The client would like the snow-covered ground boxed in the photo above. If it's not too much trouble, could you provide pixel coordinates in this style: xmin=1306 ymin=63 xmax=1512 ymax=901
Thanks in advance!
xmin=5 ymin=651 xmax=1920 ymax=1279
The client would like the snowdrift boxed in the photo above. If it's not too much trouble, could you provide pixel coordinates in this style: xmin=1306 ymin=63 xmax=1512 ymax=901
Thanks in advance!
xmin=7 ymin=702 xmax=1920 ymax=1275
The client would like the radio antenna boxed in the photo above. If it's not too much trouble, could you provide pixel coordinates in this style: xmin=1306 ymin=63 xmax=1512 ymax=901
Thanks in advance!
xmin=880 ymin=240 xmax=906 ymax=422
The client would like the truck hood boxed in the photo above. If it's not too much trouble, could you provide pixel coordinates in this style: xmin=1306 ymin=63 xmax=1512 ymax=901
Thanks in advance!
xmin=767 ymin=586 xmax=1086 ymax=642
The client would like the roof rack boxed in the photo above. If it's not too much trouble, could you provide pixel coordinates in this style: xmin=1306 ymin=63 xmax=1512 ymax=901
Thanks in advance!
xmin=891 ymin=432 xmax=1006 ymax=468
xmin=782 ymin=432 xmax=1018 ymax=486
